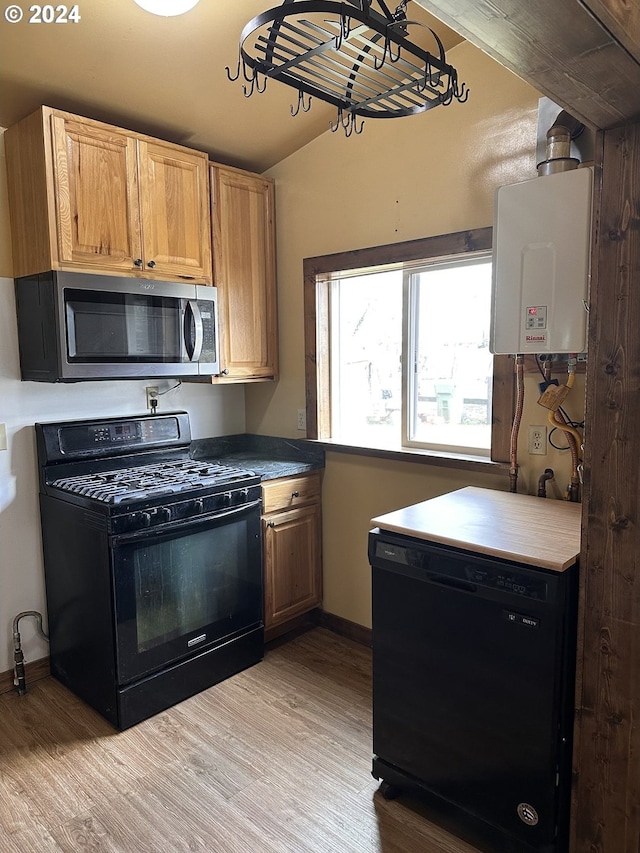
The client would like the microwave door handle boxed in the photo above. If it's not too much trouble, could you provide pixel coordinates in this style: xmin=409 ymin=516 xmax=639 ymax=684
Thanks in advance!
xmin=184 ymin=300 xmax=204 ymax=362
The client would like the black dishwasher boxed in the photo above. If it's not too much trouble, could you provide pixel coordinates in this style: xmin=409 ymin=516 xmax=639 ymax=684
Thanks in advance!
xmin=369 ymin=529 xmax=578 ymax=853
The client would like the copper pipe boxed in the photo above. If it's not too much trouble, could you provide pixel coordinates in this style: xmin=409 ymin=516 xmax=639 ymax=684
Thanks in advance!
xmin=509 ymin=355 xmax=525 ymax=493
xmin=552 ymin=408 xmax=581 ymax=501
xmin=537 ymin=468 xmax=555 ymax=498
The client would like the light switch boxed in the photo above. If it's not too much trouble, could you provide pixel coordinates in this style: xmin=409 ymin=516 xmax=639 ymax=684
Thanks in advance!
xmin=0 ymin=423 xmax=7 ymax=451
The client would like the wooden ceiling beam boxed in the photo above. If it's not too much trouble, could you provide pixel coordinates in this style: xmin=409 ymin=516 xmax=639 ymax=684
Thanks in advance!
xmin=413 ymin=0 xmax=640 ymax=129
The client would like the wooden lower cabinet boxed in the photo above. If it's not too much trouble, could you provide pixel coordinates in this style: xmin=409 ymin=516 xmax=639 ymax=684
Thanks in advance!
xmin=262 ymin=473 xmax=322 ymax=630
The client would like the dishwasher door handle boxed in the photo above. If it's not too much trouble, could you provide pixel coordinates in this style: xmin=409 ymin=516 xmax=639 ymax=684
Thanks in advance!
xmin=426 ymin=573 xmax=478 ymax=594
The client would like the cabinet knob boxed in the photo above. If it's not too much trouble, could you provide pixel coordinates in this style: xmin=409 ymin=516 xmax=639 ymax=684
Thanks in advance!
xmin=134 ymin=258 xmax=143 ymax=267
xmin=267 ymin=521 xmax=276 ymax=528
xmin=292 ymin=491 xmax=299 ymax=498
xmin=221 ymin=368 xmax=229 ymax=375
xmin=147 ymin=260 xmax=156 ymax=268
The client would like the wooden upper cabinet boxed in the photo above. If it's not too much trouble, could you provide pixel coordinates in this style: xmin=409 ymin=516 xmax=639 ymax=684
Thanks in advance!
xmin=50 ymin=115 xmax=142 ymax=272
xmin=138 ymin=141 xmax=211 ymax=280
xmin=5 ymin=106 xmax=212 ymax=283
xmin=210 ymin=164 xmax=278 ymax=381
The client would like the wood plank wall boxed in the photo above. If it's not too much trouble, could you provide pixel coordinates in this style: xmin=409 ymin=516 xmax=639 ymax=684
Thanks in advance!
xmin=414 ymin=0 xmax=640 ymax=129
xmin=572 ymin=120 xmax=640 ymax=853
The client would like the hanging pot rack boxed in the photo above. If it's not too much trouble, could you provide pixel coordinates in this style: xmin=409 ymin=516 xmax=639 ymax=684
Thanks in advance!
xmin=226 ymin=0 xmax=469 ymax=136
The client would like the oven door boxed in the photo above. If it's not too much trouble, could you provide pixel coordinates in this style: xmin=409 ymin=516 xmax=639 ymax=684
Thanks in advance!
xmin=111 ymin=500 xmax=262 ymax=684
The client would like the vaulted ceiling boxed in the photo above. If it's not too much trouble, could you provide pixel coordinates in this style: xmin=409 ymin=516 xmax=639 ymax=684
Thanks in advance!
xmin=0 ymin=0 xmax=463 ymax=173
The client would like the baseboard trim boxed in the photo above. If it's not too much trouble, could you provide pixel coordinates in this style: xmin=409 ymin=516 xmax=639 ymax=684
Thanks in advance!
xmin=315 ymin=610 xmax=372 ymax=647
xmin=0 ymin=656 xmax=50 ymax=695
xmin=265 ymin=612 xmax=318 ymax=645
xmin=265 ymin=609 xmax=372 ymax=647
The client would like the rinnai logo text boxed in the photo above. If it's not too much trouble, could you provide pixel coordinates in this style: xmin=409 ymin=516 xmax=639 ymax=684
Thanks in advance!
xmin=526 ymin=335 xmax=546 ymax=342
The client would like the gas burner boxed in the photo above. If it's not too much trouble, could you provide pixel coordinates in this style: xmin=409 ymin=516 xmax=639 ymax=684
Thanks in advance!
xmin=52 ymin=459 xmax=257 ymax=504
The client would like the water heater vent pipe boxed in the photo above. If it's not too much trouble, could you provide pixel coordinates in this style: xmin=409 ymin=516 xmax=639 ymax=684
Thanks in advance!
xmin=537 ymin=110 xmax=584 ymax=176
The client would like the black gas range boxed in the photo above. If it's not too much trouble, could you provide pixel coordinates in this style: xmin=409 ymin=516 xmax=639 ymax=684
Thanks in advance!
xmin=36 ymin=411 xmax=264 ymax=729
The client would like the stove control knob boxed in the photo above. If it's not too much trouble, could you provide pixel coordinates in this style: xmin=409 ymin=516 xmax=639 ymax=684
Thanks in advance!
xmin=160 ymin=507 xmax=172 ymax=523
xmin=194 ymin=499 xmax=204 ymax=514
xmin=140 ymin=512 xmax=152 ymax=528
xmin=223 ymin=492 xmax=232 ymax=506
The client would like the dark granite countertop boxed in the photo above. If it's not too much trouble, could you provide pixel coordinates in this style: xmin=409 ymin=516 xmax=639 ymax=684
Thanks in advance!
xmin=191 ymin=434 xmax=325 ymax=481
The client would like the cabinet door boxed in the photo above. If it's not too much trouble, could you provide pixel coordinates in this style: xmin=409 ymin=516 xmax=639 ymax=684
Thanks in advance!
xmin=264 ymin=503 xmax=322 ymax=628
xmin=211 ymin=166 xmax=278 ymax=380
xmin=51 ymin=115 xmax=142 ymax=271
xmin=138 ymin=141 xmax=212 ymax=283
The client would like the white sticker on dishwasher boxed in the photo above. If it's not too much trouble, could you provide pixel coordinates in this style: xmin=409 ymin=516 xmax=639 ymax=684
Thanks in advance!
xmin=504 ymin=611 xmax=539 ymax=628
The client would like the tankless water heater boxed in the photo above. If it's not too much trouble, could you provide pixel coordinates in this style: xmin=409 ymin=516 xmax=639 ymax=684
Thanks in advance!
xmin=490 ymin=167 xmax=593 ymax=355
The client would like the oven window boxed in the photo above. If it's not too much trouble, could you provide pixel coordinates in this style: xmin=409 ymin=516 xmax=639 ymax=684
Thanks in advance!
xmin=65 ymin=290 xmax=183 ymax=362
xmin=114 ymin=509 xmax=262 ymax=682
xmin=133 ymin=521 xmax=255 ymax=653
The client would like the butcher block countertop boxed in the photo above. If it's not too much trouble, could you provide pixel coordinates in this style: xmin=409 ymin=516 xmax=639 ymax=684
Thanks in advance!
xmin=370 ymin=486 xmax=582 ymax=572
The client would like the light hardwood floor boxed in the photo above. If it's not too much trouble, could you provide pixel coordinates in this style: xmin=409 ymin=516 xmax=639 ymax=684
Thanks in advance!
xmin=0 ymin=628 xmax=480 ymax=853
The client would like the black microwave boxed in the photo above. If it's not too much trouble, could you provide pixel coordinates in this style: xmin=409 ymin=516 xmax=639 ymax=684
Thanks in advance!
xmin=14 ymin=271 xmax=220 ymax=382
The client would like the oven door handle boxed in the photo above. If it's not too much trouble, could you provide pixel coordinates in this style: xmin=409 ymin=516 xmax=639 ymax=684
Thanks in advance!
xmin=112 ymin=499 xmax=262 ymax=543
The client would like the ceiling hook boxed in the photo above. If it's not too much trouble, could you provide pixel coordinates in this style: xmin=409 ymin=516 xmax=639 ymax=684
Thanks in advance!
xmin=440 ymin=87 xmax=454 ymax=106
xmin=428 ymin=59 xmax=441 ymax=89
xmin=225 ymin=55 xmax=242 ymax=83
xmin=255 ymin=71 xmax=268 ymax=94
xmin=374 ymin=34 xmax=389 ymax=70
xmin=415 ymin=60 xmax=430 ymax=93
xmin=329 ymin=107 xmax=343 ymax=133
xmin=385 ymin=27 xmax=402 ymax=63
xmin=242 ymin=68 xmax=267 ymax=98
xmin=291 ymin=89 xmax=312 ymax=116
xmin=339 ymin=111 xmax=363 ymax=138
xmin=242 ymin=73 xmax=257 ymax=98
xmin=342 ymin=13 xmax=352 ymax=41
xmin=343 ymin=115 xmax=354 ymax=138
xmin=455 ymin=80 xmax=470 ymax=103
xmin=241 ymin=58 xmax=256 ymax=84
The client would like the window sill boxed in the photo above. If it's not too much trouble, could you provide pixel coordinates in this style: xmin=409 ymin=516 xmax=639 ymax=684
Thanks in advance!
xmin=307 ymin=439 xmax=511 ymax=476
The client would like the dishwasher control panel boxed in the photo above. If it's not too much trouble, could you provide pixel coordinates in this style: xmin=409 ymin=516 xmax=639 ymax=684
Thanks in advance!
xmin=371 ymin=535 xmax=549 ymax=601
xmin=463 ymin=566 xmax=547 ymax=600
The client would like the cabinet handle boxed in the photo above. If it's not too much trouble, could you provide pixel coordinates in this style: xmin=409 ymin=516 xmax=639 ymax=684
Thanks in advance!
xmin=267 ymin=521 xmax=276 ymax=528
xmin=291 ymin=491 xmax=299 ymax=498
xmin=134 ymin=258 xmax=143 ymax=267
xmin=147 ymin=260 xmax=156 ymax=268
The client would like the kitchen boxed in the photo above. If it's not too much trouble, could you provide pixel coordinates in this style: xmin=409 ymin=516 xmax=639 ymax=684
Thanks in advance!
xmin=0 ymin=2 xmax=638 ymax=852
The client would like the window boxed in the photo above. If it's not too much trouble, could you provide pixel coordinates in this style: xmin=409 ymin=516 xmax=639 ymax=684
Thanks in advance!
xmin=304 ymin=228 xmax=513 ymax=465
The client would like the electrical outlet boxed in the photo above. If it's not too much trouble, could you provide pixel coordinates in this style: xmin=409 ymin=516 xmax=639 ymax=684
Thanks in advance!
xmin=297 ymin=408 xmax=307 ymax=431
xmin=146 ymin=386 xmax=159 ymax=411
xmin=528 ymin=425 xmax=547 ymax=455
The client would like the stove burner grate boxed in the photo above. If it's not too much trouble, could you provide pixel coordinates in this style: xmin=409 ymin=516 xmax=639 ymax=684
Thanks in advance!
xmin=51 ymin=459 xmax=256 ymax=504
